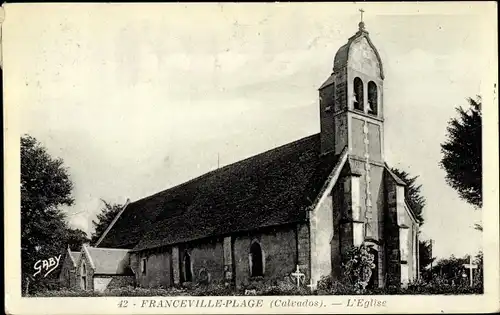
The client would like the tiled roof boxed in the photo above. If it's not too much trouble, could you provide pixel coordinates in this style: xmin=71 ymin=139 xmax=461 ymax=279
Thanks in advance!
xmin=98 ymin=134 xmax=340 ymax=251
xmin=85 ymin=247 xmax=132 ymax=275
xmin=69 ymin=251 xmax=81 ymax=267
xmin=334 ymin=43 xmax=350 ymax=70
xmin=319 ymin=74 xmax=335 ymax=90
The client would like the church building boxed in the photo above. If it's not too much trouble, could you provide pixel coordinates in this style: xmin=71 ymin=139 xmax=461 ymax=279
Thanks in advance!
xmin=70 ymin=19 xmax=421 ymax=291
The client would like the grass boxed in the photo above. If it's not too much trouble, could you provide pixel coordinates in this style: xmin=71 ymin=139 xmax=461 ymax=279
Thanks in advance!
xmin=29 ymin=276 xmax=483 ymax=297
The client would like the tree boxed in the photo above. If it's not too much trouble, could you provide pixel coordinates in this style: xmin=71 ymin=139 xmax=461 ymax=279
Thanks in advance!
xmin=473 ymin=251 xmax=483 ymax=287
xmin=21 ymin=135 xmax=87 ymax=294
xmin=90 ymin=199 xmax=123 ymax=245
xmin=391 ymin=168 xmax=426 ymax=225
xmin=430 ymin=253 xmax=483 ymax=289
xmin=440 ymin=96 xmax=482 ymax=208
xmin=431 ymin=255 xmax=468 ymax=283
xmin=65 ymin=228 xmax=90 ymax=251
xmin=418 ymin=240 xmax=436 ymax=276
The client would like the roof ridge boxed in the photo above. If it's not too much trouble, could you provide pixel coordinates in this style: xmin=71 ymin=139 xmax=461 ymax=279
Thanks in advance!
xmin=88 ymin=247 xmax=131 ymax=251
xmin=82 ymin=244 xmax=96 ymax=269
xmin=128 ymin=133 xmax=320 ymax=205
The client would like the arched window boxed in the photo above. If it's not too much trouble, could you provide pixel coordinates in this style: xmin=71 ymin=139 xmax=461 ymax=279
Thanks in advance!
xmin=367 ymin=81 xmax=378 ymax=115
xmin=353 ymin=77 xmax=364 ymax=111
xmin=183 ymin=252 xmax=193 ymax=282
xmin=81 ymin=263 xmax=87 ymax=290
xmin=249 ymin=242 xmax=264 ymax=277
xmin=141 ymin=258 xmax=147 ymax=274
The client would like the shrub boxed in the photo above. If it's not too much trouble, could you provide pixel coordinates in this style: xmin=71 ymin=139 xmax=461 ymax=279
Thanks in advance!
xmin=342 ymin=244 xmax=377 ymax=292
xmin=29 ymin=273 xmax=483 ymax=297
xmin=315 ymin=274 xmax=483 ymax=295
xmin=238 ymin=275 xmax=312 ymax=296
xmin=316 ymin=276 xmax=358 ymax=295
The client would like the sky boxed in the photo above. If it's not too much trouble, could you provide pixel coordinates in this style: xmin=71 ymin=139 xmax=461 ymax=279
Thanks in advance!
xmin=5 ymin=3 xmax=495 ymax=259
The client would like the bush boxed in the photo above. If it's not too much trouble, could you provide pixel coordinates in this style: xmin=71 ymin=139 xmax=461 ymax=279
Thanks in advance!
xmin=237 ymin=276 xmax=311 ymax=296
xmin=315 ymin=274 xmax=483 ymax=295
xmin=342 ymin=244 xmax=377 ymax=292
xmin=316 ymin=276 xmax=358 ymax=295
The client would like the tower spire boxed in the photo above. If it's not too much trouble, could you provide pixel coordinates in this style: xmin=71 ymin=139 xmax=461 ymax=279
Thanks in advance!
xmin=358 ymin=9 xmax=366 ymax=31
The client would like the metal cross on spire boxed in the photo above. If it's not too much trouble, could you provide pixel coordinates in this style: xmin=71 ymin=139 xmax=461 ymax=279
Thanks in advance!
xmin=358 ymin=9 xmax=366 ymax=31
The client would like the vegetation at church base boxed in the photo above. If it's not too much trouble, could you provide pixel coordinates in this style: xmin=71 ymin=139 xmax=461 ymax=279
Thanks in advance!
xmin=317 ymin=276 xmax=482 ymax=295
xmin=30 ymin=247 xmax=483 ymax=297
xmin=29 ymin=278 xmax=483 ymax=297
xmin=30 ymin=246 xmax=483 ymax=297
xmin=30 ymin=270 xmax=483 ymax=297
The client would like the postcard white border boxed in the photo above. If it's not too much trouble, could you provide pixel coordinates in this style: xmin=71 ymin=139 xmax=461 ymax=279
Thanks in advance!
xmin=3 ymin=2 xmax=499 ymax=314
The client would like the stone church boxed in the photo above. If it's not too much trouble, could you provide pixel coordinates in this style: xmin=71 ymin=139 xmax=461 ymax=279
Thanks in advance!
xmin=60 ymin=20 xmax=420 ymax=292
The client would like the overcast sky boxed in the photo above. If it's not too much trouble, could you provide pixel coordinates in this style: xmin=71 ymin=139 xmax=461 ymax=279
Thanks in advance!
xmin=6 ymin=3 xmax=495 ymax=258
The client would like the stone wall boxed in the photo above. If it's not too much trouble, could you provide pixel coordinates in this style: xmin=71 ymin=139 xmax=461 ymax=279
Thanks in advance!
xmin=179 ymin=238 xmax=224 ymax=284
xmin=309 ymin=193 xmax=335 ymax=287
xmin=369 ymin=165 xmax=384 ymax=243
xmin=399 ymin=203 xmax=419 ymax=284
xmin=76 ymin=248 xmax=95 ymax=291
xmin=351 ymin=117 xmax=366 ymax=158
xmin=384 ymin=172 xmax=402 ymax=287
xmin=296 ymin=223 xmax=310 ymax=281
xmin=233 ymin=226 xmax=297 ymax=288
xmin=131 ymin=239 xmax=225 ymax=288
xmin=334 ymin=114 xmax=348 ymax=156
xmin=319 ymin=84 xmax=336 ymax=154
xmin=58 ymin=252 xmax=77 ymax=289
xmin=130 ymin=247 xmax=172 ymax=288
xmin=368 ymin=122 xmax=382 ymax=162
xmin=107 ymin=275 xmax=136 ymax=289
xmin=131 ymin=226 xmax=299 ymax=289
xmin=330 ymin=182 xmax=343 ymax=280
xmin=334 ymin=67 xmax=348 ymax=113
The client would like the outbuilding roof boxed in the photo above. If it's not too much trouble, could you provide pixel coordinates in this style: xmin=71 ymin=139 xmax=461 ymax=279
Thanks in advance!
xmin=83 ymin=245 xmax=132 ymax=275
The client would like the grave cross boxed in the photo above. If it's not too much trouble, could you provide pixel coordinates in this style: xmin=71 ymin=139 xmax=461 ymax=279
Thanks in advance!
xmin=307 ymin=278 xmax=316 ymax=292
xmin=463 ymin=255 xmax=478 ymax=287
xmin=291 ymin=265 xmax=305 ymax=289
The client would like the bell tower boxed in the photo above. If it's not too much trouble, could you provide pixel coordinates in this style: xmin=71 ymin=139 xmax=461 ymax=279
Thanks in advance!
xmin=318 ymin=12 xmax=385 ymax=163
xmin=319 ymin=13 xmax=387 ymax=273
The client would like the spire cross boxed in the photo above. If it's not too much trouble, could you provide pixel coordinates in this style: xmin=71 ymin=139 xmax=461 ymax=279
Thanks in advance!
xmin=359 ymin=9 xmax=365 ymax=23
